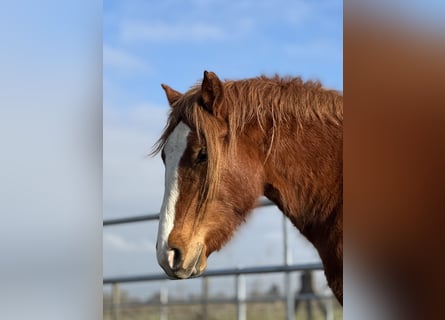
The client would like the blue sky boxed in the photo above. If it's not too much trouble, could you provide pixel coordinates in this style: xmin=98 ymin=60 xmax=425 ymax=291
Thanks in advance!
xmin=103 ymin=0 xmax=343 ymax=299
xmin=104 ymin=0 xmax=342 ymax=107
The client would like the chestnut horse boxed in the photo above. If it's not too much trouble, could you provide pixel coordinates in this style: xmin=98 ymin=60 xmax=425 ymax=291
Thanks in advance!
xmin=153 ymin=71 xmax=343 ymax=304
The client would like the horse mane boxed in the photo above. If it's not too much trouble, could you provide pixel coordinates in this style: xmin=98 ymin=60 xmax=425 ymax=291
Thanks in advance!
xmin=219 ymin=76 xmax=342 ymax=158
xmin=153 ymin=75 xmax=343 ymax=206
xmin=224 ymin=75 xmax=342 ymax=127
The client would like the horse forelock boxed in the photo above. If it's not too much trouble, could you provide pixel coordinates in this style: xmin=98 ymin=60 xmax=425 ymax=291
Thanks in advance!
xmin=152 ymin=86 xmax=225 ymax=210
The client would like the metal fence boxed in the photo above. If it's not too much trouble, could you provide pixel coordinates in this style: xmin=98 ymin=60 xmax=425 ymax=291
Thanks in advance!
xmin=103 ymin=199 xmax=336 ymax=320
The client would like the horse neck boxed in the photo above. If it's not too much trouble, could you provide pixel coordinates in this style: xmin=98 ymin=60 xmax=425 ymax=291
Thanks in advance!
xmin=257 ymin=117 xmax=343 ymax=302
xmin=257 ymin=117 xmax=343 ymax=240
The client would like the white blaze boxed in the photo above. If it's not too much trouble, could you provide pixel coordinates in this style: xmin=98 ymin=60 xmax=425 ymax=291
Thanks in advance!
xmin=156 ymin=122 xmax=190 ymax=269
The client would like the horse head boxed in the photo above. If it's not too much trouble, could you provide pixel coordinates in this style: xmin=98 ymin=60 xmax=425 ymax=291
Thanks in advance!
xmin=155 ymin=71 xmax=264 ymax=279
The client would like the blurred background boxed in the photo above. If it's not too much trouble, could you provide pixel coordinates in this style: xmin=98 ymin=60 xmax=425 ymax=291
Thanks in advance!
xmin=103 ymin=1 xmax=343 ymax=319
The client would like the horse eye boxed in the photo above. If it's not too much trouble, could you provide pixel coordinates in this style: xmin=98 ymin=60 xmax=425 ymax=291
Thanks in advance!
xmin=196 ymin=148 xmax=208 ymax=164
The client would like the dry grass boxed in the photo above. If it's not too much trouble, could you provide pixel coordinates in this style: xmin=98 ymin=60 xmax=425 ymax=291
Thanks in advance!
xmin=103 ymin=300 xmax=343 ymax=320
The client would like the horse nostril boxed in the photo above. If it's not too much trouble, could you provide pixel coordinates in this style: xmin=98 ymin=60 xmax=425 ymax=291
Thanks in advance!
xmin=168 ymin=248 xmax=182 ymax=270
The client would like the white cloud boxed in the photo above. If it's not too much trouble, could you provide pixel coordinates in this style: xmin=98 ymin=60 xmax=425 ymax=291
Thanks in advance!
xmin=104 ymin=102 xmax=167 ymax=132
xmin=104 ymin=232 xmax=156 ymax=253
xmin=103 ymin=44 xmax=150 ymax=72
xmin=120 ymin=20 xmax=227 ymax=43
xmin=103 ymin=103 xmax=167 ymax=218
xmin=284 ymin=41 xmax=342 ymax=61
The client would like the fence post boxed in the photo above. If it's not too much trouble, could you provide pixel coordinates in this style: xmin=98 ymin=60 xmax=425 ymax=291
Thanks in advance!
xmin=202 ymin=277 xmax=209 ymax=320
xmin=325 ymin=297 xmax=334 ymax=320
xmin=111 ymin=283 xmax=120 ymax=320
xmin=305 ymin=297 xmax=313 ymax=320
xmin=283 ymin=215 xmax=295 ymax=320
xmin=160 ymin=282 xmax=168 ymax=320
xmin=236 ymin=274 xmax=246 ymax=320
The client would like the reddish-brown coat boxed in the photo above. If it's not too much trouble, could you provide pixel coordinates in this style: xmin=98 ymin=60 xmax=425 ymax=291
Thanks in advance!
xmin=154 ymin=71 xmax=343 ymax=304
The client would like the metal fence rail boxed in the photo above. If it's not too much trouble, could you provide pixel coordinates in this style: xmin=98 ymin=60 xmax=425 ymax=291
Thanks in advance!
xmin=103 ymin=198 xmax=275 ymax=226
xmin=103 ymin=199 xmax=335 ymax=320
xmin=103 ymin=263 xmax=323 ymax=284
xmin=104 ymin=264 xmax=333 ymax=320
xmin=103 ymin=213 xmax=160 ymax=226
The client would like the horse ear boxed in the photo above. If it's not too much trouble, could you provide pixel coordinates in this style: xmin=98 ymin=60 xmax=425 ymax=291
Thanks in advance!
xmin=201 ymin=70 xmax=223 ymax=115
xmin=161 ymin=84 xmax=182 ymax=106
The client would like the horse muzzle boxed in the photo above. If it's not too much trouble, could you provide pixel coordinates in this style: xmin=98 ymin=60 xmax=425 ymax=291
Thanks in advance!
xmin=157 ymin=242 xmax=207 ymax=279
